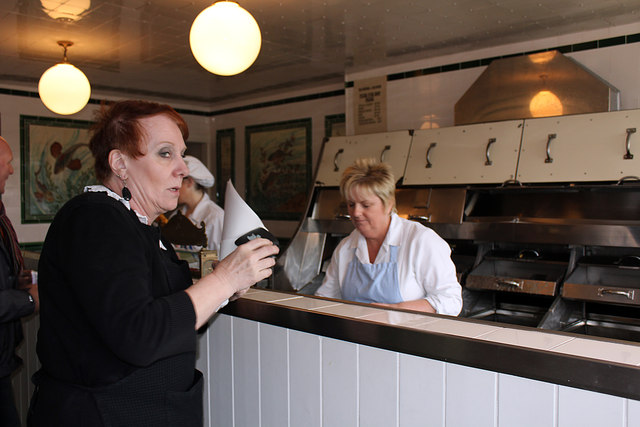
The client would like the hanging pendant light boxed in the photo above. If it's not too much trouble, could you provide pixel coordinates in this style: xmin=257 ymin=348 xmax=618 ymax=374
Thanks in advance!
xmin=38 ymin=41 xmax=91 ymax=115
xmin=189 ymin=1 xmax=262 ymax=76
xmin=40 ymin=0 xmax=91 ymax=21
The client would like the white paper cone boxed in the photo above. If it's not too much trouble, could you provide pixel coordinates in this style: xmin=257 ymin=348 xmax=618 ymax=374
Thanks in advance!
xmin=219 ymin=180 xmax=267 ymax=260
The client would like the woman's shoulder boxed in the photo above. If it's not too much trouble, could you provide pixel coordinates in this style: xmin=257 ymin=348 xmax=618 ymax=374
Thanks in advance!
xmin=203 ymin=199 xmax=224 ymax=215
xmin=193 ymin=198 xmax=224 ymax=224
xmin=392 ymin=215 xmax=447 ymax=244
xmin=53 ymin=191 xmax=131 ymax=225
xmin=393 ymin=214 xmax=431 ymax=234
xmin=335 ymin=228 xmax=360 ymax=252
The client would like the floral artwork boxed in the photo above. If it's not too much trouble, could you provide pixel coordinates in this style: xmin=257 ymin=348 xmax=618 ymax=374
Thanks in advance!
xmin=245 ymin=119 xmax=312 ymax=220
xmin=20 ymin=116 xmax=95 ymax=223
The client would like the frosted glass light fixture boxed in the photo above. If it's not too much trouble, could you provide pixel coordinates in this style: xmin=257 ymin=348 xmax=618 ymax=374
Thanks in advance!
xmin=41 ymin=0 xmax=91 ymax=21
xmin=38 ymin=41 xmax=91 ymax=115
xmin=189 ymin=1 xmax=262 ymax=76
xmin=530 ymin=90 xmax=563 ymax=118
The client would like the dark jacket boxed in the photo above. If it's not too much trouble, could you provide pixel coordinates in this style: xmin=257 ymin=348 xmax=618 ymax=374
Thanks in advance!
xmin=28 ymin=192 xmax=200 ymax=426
xmin=0 ymin=223 xmax=33 ymax=378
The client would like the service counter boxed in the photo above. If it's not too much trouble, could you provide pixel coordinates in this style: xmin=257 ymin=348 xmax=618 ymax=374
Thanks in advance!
xmin=201 ymin=288 xmax=640 ymax=426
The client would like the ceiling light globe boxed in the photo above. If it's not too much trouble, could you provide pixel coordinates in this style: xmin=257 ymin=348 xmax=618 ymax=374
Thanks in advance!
xmin=38 ymin=63 xmax=91 ymax=115
xmin=529 ymin=90 xmax=563 ymax=118
xmin=189 ymin=1 xmax=262 ymax=76
xmin=41 ymin=0 xmax=91 ymax=21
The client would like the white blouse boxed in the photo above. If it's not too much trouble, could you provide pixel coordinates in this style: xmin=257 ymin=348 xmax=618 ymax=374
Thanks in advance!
xmin=315 ymin=213 xmax=462 ymax=316
xmin=177 ymin=193 xmax=224 ymax=252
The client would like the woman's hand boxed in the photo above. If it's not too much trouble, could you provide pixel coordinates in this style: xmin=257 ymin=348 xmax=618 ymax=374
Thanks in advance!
xmin=215 ymin=238 xmax=279 ymax=294
xmin=185 ymin=238 xmax=279 ymax=328
xmin=229 ymin=288 xmax=249 ymax=302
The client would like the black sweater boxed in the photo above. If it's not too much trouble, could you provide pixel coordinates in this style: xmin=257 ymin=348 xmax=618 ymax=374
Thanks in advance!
xmin=30 ymin=192 xmax=199 ymax=426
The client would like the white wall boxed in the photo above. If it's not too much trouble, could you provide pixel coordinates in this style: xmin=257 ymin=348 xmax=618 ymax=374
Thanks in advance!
xmin=205 ymin=313 xmax=640 ymax=427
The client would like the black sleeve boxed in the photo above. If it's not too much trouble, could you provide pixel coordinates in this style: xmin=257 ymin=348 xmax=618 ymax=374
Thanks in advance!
xmin=0 ymin=243 xmax=34 ymax=323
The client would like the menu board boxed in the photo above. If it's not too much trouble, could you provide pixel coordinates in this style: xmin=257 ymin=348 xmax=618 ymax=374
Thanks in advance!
xmin=353 ymin=76 xmax=387 ymax=135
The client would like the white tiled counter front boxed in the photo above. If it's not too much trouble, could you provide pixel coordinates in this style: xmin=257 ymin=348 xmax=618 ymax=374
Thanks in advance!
xmin=199 ymin=288 xmax=640 ymax=427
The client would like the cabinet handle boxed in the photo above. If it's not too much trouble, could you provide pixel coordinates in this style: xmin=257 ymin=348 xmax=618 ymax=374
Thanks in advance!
xmin=545 ymin=133 xmax=556 ymax=163
xmin=485 ymin=138 xmax=496 ymax=166
xmin=614 ymin=255 xmax=640 ymax=266
xmin=500 ymin=179 xmax=522 ymax=187
xmin=598 ymin=288 xmax=634 ymax=300
xmin=616 ymin=176 xmax=640 ymax=185
xmin=496 ymin=279 xmax=522 ymax=288
xmin=408 ymin=214 xmax=432 ymax=222
xmin=333 ymin=148 xmax=344 ymax=171
xmin=425 ymin=142 xmax=437 ymax=168
xmin=334 ymin=214 xmax=351 ymax=220
xmin=380 ymin=145 xmax=391 ymax=162
xmin=518 ymin=249 xmax=540 ymax=259
xmin=624 ymin=128 xmax=636 ymax=160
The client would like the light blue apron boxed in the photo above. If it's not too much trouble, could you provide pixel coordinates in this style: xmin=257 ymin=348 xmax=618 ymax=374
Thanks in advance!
xmin=342 ymin=245 xmax=403 ymax=304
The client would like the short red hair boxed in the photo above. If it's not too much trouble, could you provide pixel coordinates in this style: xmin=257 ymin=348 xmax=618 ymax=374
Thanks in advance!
xmin=89 ymin=100 xmax=189 ymax=182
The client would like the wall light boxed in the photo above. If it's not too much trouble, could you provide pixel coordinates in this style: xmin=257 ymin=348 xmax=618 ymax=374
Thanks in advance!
xmin=189 ymin=1 xmax=262 ymax=76
xmin=38 ymin=41 xmax=91 ymax=115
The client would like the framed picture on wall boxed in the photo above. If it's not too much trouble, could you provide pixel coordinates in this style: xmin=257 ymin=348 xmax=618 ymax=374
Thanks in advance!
xmin=245 ymin=118 xmax=312 ymax=220
xmin=20 ymin=115 xmax=95 ymax=223
xmin=325 ymin=113 xmax=346 ymax=138
xmin=216 ymin=128 xmax=235 ymax=206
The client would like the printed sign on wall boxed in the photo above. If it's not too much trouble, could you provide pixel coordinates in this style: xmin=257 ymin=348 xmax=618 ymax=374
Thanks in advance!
xmin=353 ymin=76 xmax=387 ymax=135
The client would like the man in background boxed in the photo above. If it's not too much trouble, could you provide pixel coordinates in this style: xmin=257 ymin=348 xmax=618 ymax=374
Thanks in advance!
xmin=0 ymin=136 xmax=38 ymax=426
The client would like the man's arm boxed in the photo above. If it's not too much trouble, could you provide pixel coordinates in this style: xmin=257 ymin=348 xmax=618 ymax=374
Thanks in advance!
xmin=0 ymin=251 xmax=36 ymax=322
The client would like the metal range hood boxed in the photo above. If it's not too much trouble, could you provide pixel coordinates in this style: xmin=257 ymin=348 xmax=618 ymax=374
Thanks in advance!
xmin=455 ymin=50 xmax=620 ymax=125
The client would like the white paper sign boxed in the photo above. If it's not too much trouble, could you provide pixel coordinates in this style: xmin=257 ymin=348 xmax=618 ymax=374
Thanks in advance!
xmin=354 ymin=76 xmax=387 ymax=134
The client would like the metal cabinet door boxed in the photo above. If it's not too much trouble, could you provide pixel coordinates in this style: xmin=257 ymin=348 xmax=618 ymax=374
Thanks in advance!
xmin=315 ymin=130 xmax=413 ymax=186
xmin=403 ymin=120 xmax=523 ymax=185
xmin=517 ymin=109 xmax=640 ymax=183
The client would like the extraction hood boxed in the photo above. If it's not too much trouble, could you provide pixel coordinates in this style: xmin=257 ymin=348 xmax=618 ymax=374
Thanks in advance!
xmin=455 ymin=50 xmax=620 ymax=125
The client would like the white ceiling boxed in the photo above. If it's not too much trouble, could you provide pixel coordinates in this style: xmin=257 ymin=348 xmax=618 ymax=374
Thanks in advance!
xmin=0 ymin=0 xmax=639 ymax=108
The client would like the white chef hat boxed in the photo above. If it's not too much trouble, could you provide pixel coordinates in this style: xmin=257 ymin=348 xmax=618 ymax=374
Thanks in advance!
xmin=184 ymin=155 xmax=214 ymax=188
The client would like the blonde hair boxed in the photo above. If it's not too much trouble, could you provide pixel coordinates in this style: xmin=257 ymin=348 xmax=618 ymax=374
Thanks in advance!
xmin=340 ymin=158 xmax=396 ymax=213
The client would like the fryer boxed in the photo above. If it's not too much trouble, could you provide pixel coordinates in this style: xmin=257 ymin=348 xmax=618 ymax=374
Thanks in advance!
xmin=272 ymin=108 xmax=640 ymax=343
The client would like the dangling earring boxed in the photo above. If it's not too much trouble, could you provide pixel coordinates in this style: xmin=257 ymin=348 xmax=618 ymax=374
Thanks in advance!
xmin=122 ymin=182 xmax=132 ymax=201
xmin=117 ymin=174 xmax=132 ymax=201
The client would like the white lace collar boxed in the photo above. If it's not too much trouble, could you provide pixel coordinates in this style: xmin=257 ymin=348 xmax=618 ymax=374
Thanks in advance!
xmin=84 ymin=185 xmax=149 ymax=225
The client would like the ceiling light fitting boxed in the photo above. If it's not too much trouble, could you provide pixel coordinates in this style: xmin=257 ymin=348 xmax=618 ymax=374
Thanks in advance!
xmin=189 ymin=1 xmax=262 ymax=76
xmin=40 ymin=0 xmax=91 ymax=22
xmin=38 ymin=41 xmax=91 ymax=115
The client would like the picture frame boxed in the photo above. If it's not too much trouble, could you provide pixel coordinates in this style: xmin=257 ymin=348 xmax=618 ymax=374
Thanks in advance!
xmin=325 ymin=113 xmax=346 ymax=138
xmin=20 ymin=115 xmax=95 ymax=223
xmin=216 ymin=128 xmax=235 ymax=206
xmin=245 ymin=118 xmax=312 ymax=220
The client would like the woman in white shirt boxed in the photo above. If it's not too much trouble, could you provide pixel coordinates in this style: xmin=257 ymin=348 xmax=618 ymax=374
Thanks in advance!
xmin=175 ymin=155 xmax=224 ymax=253
xmin=315 ymin=158 xmax=462 ymax=315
